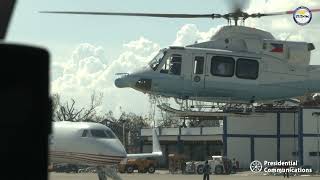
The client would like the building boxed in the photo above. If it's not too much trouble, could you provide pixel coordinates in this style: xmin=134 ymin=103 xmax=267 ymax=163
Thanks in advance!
xmin=140 ymin=107 xmax=320 ymax=169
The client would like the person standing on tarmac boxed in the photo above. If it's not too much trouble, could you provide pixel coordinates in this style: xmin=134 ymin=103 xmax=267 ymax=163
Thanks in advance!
xmin=203 ymin=160 xmax=211 ymax=180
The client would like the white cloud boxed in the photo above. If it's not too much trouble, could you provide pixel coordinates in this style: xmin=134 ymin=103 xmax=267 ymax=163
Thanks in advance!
xmin=51 ymin=37 xmax=161 ymax=118
xmin=172 ymin=24 xmax=219 ymax=46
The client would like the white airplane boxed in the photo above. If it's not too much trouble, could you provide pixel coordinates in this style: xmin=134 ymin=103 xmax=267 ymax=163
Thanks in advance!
xmin=49 ymin=121 xmax=162 ymax=180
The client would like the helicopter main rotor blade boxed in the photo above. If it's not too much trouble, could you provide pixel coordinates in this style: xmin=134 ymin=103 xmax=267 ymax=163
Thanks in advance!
xmin=39 ymin=11 xmax=221 ymax=19
xmin=250 ymin=8 xmax=320 ymax=18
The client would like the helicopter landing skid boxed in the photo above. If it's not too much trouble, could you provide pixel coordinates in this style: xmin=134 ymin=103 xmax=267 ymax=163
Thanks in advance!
xmin=157 ymin=103 xmax=264 ymax=117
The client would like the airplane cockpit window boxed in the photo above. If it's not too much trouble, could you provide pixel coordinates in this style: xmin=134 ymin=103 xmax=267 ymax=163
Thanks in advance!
xmin=236 ymin=58 xmax=259 ymax=79
xmin=90 ymin=129 xmax=116 ymax=139
xmin=211 ymin=56 xmax=235 ymax=77
xmin=194 ymin=56 xmax=204 ymax=74
xmin=148 ymin=49 xmax=166 ymax=71
xmin=81 ymin=129 xmax=88 ymax=137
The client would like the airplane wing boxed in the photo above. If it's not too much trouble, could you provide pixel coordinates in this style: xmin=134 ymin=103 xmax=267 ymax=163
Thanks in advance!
xmin=126 ymin=128 xmax=162 ymax=158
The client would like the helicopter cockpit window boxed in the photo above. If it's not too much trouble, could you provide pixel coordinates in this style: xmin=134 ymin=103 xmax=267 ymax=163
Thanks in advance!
xmin=211 ymin=56 xmax=235 ymax=77
xmin=193 ymin=56 xmax=204 ymax=74
xmin=160 ymin=56 xmax=170 ymax=74
xmin=169 ymin=54 xmax=182 ymax=75
xmin=160 ymin=54 xmax=182 ymax=75
xmin=90 ymin=129 xmax=116 ymax=139
xmin=148 ymin=49 xmax=166 ymax=71
xmin=236 ymin=58 xmax=259 ymax=80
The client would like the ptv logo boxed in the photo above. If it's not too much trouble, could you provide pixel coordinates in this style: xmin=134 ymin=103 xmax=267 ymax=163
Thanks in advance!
xmin=293 ymin=6 xmax=312 ymax=26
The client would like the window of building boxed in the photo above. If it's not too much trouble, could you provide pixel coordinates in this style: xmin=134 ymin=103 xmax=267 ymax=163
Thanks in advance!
xmin=193 ymin=56 xmax=204 ymax=74
xmin=309 ymin=152 xmax=320 ymax=156
xmin=210 ymin=56 xmax=235 ymax=77
xmin=236 ymin=58 xmax=259 ymax=79
xmin=90 ymin=129 xmax=116 ymax=139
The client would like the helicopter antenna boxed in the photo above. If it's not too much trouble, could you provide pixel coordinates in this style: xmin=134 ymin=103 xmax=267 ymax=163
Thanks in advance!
xmin=285 ymin=33 xmax=293 ymax=41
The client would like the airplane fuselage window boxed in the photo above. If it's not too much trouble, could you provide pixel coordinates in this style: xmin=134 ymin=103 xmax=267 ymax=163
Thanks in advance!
xmin=194 ymin=56 xmax=204 ymax=74
xmin=90 ymin=129 xmax=116 ymax=139
xmin=236 ymin=58 xmax=259 ymax=79
xmin=169 ymin=54 xmax=182 ymax=75
xmin=211 ymin=56 xmax=235 ymax=77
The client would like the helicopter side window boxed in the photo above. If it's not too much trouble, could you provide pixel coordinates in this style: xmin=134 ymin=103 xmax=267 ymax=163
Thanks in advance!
xmin=211 ymin=56 xmax=235 ymax=77
xmin=169 ymin=54 xmax=182 ymax=75
xmin=193 ymin=56 xmax=204 ymax=74
xmin=236 ymin=58 xmax=259 ymax=80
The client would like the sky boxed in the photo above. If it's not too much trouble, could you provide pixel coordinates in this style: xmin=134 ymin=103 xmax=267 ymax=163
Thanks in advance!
xmin=6 ymin=0 xmax=320 ymax=118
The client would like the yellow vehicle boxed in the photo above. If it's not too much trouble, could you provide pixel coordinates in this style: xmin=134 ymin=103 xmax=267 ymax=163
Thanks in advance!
xmin=118 ymin=158 xmax=157 ymax=173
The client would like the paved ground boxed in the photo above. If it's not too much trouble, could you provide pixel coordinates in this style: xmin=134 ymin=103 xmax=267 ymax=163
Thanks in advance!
xmin=50 ymin=171 xmax=320 ymax=180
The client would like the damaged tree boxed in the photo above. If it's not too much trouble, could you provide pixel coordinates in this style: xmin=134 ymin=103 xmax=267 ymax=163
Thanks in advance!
xmin=52 ymin=92 xmax=103 ymax=122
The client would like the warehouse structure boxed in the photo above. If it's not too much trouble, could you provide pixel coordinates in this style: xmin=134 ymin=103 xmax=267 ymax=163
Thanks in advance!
xmin=140 ymin=106 xmax=320 ymax=169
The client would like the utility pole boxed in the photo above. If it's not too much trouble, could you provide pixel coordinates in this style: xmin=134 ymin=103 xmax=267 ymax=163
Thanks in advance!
xmin=312 ymin=112 xmax=320 ymax=174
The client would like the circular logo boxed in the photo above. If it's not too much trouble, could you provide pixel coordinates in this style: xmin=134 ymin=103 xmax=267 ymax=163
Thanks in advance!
xmin=194 ymin=76 xmax=201 ymax=82
xmin=250 ymin=160 xmax=263 ymax=173
xmin=293 ymin=6 xmax=312 ymax=26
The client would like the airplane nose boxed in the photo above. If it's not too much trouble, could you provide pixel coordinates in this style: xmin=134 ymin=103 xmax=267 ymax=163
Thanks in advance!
xmin=110 ymin=140 xmax=127 ymax=158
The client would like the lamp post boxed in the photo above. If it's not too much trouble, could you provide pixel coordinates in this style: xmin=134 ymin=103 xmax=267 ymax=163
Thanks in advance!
xmin=312 ymin=112 xmax=320 ymax=174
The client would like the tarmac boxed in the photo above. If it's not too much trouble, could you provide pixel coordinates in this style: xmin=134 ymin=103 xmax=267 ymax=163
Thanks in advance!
xmin=50 ymin=171 xmax=320 ymax=180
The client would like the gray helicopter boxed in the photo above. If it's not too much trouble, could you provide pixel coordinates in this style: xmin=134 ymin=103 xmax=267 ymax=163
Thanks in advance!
xmin=41 ymin=5 xmax=320 ymax=104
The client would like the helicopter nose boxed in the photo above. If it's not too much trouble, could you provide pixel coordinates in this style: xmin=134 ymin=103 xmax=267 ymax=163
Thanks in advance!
xmin=114 ymin=74 xmax=134 ymax=88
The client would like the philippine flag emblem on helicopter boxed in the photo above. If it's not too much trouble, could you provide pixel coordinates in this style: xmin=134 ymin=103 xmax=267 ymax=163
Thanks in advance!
xmin=270 ymin=43 xmax=283 ymax=53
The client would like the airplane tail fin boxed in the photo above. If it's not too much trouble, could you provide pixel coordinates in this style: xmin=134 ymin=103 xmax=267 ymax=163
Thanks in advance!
xmin=126 ymin=128 xmax=162 ymax=158
xmin=152 ymin=128 xmax=162 ymax=155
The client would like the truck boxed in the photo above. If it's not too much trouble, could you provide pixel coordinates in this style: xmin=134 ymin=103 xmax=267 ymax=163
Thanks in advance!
xmin=185 ymin=156 xmax=233 ymax=175
xmin=118 ymin=158 xmax=157 ymax=173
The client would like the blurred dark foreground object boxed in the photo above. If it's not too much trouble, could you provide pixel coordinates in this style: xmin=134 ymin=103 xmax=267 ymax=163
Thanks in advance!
xmin=0 ymin=43 xmax=50 ymax=180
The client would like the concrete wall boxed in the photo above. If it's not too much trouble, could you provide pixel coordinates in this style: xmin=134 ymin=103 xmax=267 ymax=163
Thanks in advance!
xmin=303 ymin=109 xmax=320 ymax=134
xmin=280 ymin=137 xmax=298 ymax=161
xmin=303 ymin=137 xmax=320 ymax=168
xmin=226 ymin=112 xmax=298 ymax=169
xmin=302 ymin=109 xmax=320 ymax=169
xmin=255 ymin=138 xmax=277 ymax=162
xmin=227 ymin=113 xmax=277 ymax=135
xmin=227 ymin=137 xmax=250 ymax=168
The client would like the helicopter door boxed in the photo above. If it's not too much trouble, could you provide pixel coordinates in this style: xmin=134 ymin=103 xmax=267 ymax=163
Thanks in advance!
xmin=191 ymin=55 xmax=205 ymax=89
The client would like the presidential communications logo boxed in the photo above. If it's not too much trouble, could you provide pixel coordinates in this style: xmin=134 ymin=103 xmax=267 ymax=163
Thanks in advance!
xmin=250 ymin=160 xmax=313 ymax=173
xmin=250 ymin=160 xmax=263 ymax=173
xmin=293 ymin=6 xmax=312 ymax=25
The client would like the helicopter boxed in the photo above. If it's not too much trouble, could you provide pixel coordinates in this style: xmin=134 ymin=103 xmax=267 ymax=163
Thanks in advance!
xmin=41 ymin=4 xmax=320 ymax=105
